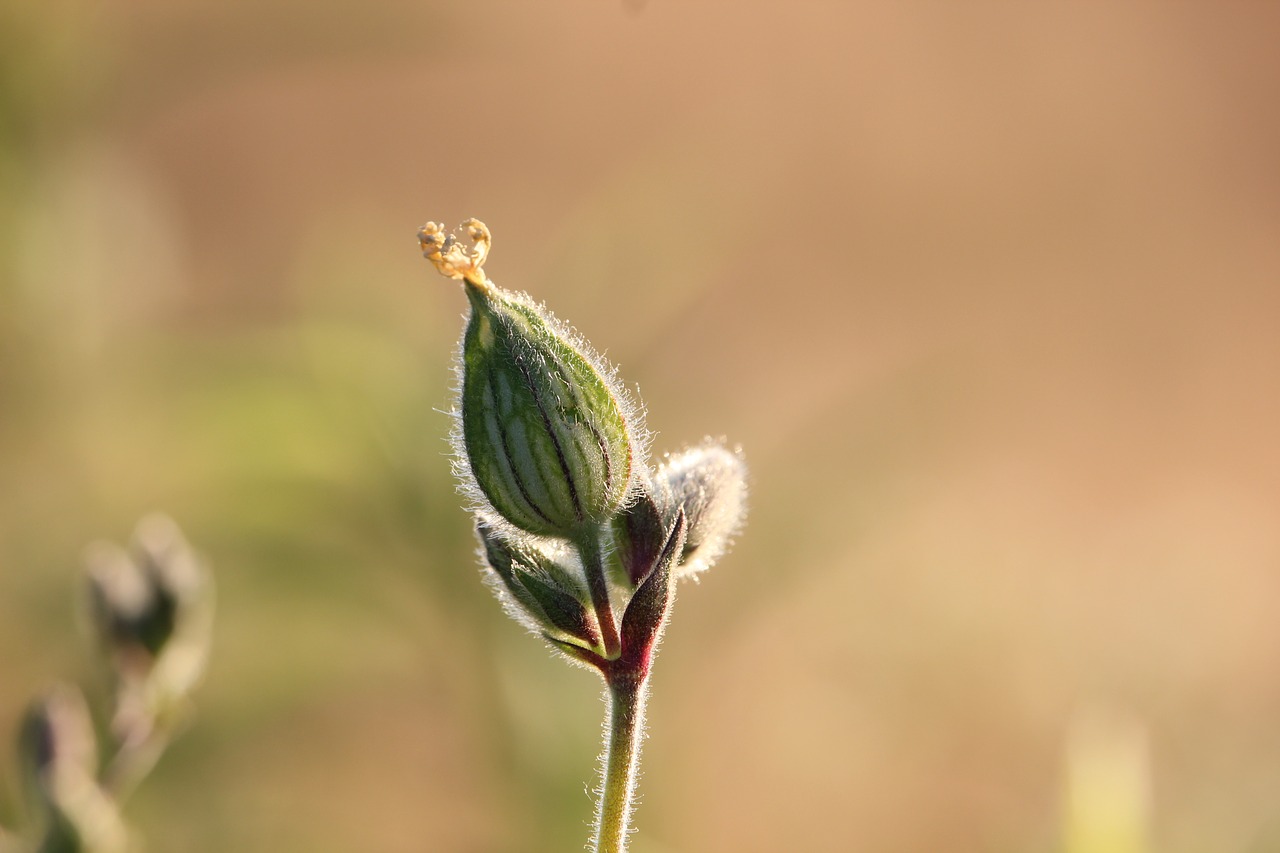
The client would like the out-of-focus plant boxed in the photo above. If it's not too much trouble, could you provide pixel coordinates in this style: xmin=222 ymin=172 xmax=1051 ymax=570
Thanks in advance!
xmin=4 ymin=516 xmax=212 ymax=853
xmin=418 ymin=219 xmax=747 ymax=853
xmin=1063 ymin=706 xmax=1150 ymax=853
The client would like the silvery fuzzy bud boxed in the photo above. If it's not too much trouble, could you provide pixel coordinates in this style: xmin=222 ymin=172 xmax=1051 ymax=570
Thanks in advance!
xmin=420 ymin=220 xmax=640 ymax=539
xmin=657 ymin=442 xmax=748 ymax=577
xmin=476 ymin=518 xmax=602 ymax=652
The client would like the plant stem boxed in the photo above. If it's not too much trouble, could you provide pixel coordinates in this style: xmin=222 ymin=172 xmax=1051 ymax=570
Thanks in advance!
xmin=592 ymin=667 xmax=648 ymax=853
xmin=101 ymin=727 xmax=171 ymax=803
xmin=577 ymin=530 xmax=620 ymax=659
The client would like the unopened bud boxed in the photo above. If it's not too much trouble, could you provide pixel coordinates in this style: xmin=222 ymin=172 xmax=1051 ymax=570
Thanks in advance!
xmin=18 ymin=684 xmax=98 ymax=805
xmin=423 ymin=219 xmax=639 ymax=538
xmin=84 ymin=516 xmax=213 ymax=744
xmin=657 ymin=442 xmax=747 ymax=577
xmin=85 ymin=541 xmax=173 ymax=668
xmin=18 ymin=685 xmax=129 ymax=853
xmin=476 ymin=519 xmax=602 ymax=651
xmin=85 ymin=516 xmax=209 ymax=677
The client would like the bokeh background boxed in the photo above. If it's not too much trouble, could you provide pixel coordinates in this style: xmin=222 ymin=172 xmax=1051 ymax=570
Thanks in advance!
xmin=2 ymin=2 xmax=1279 ymax=852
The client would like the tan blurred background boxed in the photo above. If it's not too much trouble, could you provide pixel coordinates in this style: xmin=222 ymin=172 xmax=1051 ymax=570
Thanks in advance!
xmin=2 ymin=2 xmax=1279 ymax=851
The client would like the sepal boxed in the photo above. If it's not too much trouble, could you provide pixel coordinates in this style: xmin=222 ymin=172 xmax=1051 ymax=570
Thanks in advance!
xmin=610 ymin=474 xmax=671 ymax=589
xmin=619 ymin=510 xmax=686 ymax=673
xmin=543 ymin=636 xmax=609 ymax=672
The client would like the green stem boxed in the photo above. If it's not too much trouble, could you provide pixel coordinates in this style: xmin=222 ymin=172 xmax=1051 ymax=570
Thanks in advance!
xmin=592 ymin=668 xmax=648 ymax=853
xmin=577 ymin=530 xmax=620 ymax=659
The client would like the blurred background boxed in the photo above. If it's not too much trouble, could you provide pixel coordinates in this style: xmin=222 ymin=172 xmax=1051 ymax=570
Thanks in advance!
xmin=2 ymin=2 xmax=1279 ymax=851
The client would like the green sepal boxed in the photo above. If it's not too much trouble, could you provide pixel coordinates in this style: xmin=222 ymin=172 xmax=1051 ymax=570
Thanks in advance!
xmin=543 ymin=635 xmax=608 ymax=672
xmin=516 ymin=569 xmax=601 ymax=650
xmin=476 ymin=519 xmax=600 ymax=649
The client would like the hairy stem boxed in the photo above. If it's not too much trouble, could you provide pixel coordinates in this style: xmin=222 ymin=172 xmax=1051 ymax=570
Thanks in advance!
xmin=593 ymin=668 xmax=648 ymax=853
xmin=577 ymin=530 xmax=620 ymax=659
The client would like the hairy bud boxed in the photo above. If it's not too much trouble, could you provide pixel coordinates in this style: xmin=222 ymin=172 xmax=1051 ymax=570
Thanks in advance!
xmin=658 ymin=442 xmax=748 ymax=577
xmin=421 ymin=220 xmax=638 ymax=539
xmin=476 ymin=519 xmax=602 ymax=652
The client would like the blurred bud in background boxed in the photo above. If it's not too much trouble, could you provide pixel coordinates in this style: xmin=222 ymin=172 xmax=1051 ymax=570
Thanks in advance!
xmin=17 ymin=684 xmax=128 ymax=853
xmin=4 ymin=517 xmax=212 ymax=851
xmin=84 ymin=515 xmax=212 ymax=725
xmin=82 ymin=515 xmax=213 ymax=801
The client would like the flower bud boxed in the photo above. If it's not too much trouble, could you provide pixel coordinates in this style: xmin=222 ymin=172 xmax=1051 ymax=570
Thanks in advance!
xmin=18 ymin=684 xmax=98 ymax=805
xmin=84 ymin=516 xmax=213 ymax=744
xmin=85 ymin=541 xmax=173 ymax=669
xmin=18 ymin=685 xmax=129 ymax=853
xmin=421 ymin=220 xmax=638 ymax=539
xmin=657 ymin=442 xmax=747 ymax=577
xmin=476 ymin=518 xmax=602 ymax=651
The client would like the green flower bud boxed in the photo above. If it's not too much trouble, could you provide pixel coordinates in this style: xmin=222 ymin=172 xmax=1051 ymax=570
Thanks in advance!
xmin=420 ymin=220 xmax=639 ymax=539
xmin=476 ymin=518 xmax=601 ymax=652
